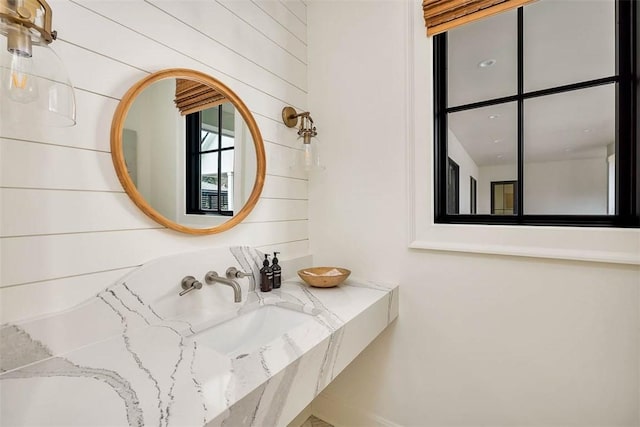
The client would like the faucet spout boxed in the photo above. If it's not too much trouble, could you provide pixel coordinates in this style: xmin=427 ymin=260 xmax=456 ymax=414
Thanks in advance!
xmin=205 ymin=271 xmax=242 ymax=303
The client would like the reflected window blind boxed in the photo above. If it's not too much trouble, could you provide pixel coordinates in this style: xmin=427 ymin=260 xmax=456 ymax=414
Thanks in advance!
xmin=423 ymin=0 xmax=536 ymax=36
xmin=174 ymin=79 xmax=226 ymax=116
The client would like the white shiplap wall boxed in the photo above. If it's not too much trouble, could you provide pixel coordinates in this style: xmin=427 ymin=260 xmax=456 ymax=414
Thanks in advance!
xmin=0 ymin=0 xmax=309 ymax=323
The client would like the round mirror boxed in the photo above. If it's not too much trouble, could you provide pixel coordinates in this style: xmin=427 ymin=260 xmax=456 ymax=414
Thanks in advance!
xmin=110 ymin=69 xmax=266 ymax=235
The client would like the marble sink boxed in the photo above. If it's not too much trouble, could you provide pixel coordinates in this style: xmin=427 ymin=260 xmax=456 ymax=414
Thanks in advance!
xmin=187 ymin=304 xmax=317 ymax=358
xmin=0 ymin=246 xmax=399 ymax=427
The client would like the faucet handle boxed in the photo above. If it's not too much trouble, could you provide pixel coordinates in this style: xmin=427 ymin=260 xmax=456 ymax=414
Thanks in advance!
xmin=179 ymin=275 xmax=202 ymax=296
xmin=226 ymin=267 xmax=253 ymax=279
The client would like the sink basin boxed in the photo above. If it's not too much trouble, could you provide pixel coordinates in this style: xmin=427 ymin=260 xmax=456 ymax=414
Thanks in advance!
xmin=189 ymin=305 xmax=316 ymax=357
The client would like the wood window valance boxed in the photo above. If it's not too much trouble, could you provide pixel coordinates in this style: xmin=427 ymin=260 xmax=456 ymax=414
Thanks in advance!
xmin=423 ymin=0 xmax=536 ymax=36
xmin=174 ymin=79 xmax=227 ymax=116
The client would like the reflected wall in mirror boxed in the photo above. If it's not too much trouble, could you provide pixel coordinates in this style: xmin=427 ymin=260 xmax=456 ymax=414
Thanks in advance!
xmin=111 ymin=69 xmax=266 ymax=235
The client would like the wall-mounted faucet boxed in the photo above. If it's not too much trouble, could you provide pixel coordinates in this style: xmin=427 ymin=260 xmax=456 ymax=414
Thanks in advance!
xmin=226 ymin=267 xmax=253 ymax=279
xmin=205 ymin=271 xmax=242 ymax=303
xmin=179 ymin=276 xmax=203 ymax=296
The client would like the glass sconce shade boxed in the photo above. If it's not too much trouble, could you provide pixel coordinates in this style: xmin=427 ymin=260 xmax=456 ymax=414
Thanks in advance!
xmin=292 ymin=136 xmax=324 ymax=172
xmin=0 ymin=41 xmax=76 ymax=126
xmin=0 ymin=0 xmax=76 ymax=127
xmin=282 ymin=106 xmax=324 ymax=173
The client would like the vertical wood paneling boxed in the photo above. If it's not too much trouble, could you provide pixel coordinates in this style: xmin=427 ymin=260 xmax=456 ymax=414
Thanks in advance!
xmin=0 ymin=0 xmax=309 ymax=323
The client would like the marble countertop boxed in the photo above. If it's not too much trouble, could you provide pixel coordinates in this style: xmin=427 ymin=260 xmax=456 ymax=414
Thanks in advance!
xmin=0 ymin=247 xmax=398 ymax=427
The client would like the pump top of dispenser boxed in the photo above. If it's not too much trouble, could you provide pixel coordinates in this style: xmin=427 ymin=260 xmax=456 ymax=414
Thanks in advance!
xmin=263 ymin=254 xmax=271 ymax=266
xmin=272 ymin=252 xmax=280 ymax=264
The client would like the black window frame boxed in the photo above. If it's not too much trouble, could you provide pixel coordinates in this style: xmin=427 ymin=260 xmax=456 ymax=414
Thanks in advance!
xmin=434 ymin=0 xmax=639 ymax=228
xmin=185 ymin=106 xmax=234 ymax=217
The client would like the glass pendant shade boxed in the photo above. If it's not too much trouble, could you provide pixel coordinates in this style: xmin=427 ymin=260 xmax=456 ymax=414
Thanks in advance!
xmin=0 ymin=2 xmax=76 ymax=127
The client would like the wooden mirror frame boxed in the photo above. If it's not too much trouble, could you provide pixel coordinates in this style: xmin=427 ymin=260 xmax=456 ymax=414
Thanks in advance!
xmin=110 ymin=68 xmax=266 ymax=235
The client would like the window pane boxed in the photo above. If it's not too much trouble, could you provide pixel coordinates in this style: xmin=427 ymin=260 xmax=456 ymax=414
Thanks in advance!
xmin=524 ymin=0 xmax=615 ymax=92
xmin=201 ymin=130 xmax=218 ymax=152
xmin=200 ymin=152 xmax=218 ymax=210
xmin=221 ymin=134 xmax=235 ymax=149
xmin=201 ymin=106 xmax=220 ymax=129
xmin=447 ymin=9 xmax=517 ymax=107
xmin=221 ymin=103 xmax=236 ymax=148
xmin=448 ymin=102 xmax=518 ymax=215
xmin=222 ymin=150 xmax=235 ymax=212
xmin=524 ymin=84 xmax=615 ymax=215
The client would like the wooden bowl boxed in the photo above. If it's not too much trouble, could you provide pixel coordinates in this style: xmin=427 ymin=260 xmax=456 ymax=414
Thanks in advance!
xmin=297 ymin=267 xmax=351 ymax=288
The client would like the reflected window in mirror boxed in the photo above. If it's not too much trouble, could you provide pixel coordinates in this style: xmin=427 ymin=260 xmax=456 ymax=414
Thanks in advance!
xmin=434 ymin=0 xmax=638 ymax=227
xmin=186 ymin=103 xmax=236 ymax=217
xmin=111 ymin=69 xmax=266 ymax=235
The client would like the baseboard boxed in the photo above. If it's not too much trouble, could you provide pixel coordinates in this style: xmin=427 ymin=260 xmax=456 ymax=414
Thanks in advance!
xmin=287 ymin=403 xmax=313 ymax=427
xmin=312 ymin=393 xmax=402 ymax=427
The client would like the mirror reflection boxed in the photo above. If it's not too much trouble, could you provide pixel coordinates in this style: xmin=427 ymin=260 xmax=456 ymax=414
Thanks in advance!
xmin=111 ymin=69 xmax=265 ymax=234
xmin=122 ymin=78 xmax=257 ymax=228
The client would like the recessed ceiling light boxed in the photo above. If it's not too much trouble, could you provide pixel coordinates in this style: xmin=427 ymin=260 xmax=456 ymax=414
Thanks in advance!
xmin=583 ymin=128 xmax=592 ymax=133
xmin=493 ymin=139 xmax=501 ymax=144
xmin=564 ymin=147 xmax=572 ymax=152
xmin=488 ymin=114 xmax=499 ymax=120
xmin=497 ymin=154 xmax=504 ymax=159
xmin=478 ymin=59 xmax=497 ymax=68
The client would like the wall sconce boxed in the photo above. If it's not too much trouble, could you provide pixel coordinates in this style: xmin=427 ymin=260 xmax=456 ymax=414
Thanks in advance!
xmin=282 ymin=106 xmax=324 ymax=172
xmin=0 ymin=0 xmax=76 ymax=126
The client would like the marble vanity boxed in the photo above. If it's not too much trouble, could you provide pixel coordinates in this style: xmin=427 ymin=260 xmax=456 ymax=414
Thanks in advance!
xmin=0 ymin=247 xmax=398 ymax=426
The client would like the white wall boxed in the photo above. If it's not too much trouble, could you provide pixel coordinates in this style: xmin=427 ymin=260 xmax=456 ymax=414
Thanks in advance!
xmin=523 ymin=156 xmax=608 ymax=215
xmin=0 ymin=0 xmax=310 ymax=323
xmin=124 ymin=78 xmax=180 ymax=222
xmin=307 ymin=1 xmax=639 ymax=426
xmin=477 ymin=157 xmax=608 ymax=215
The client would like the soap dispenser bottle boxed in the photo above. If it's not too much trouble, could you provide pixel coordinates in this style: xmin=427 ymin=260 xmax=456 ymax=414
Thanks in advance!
xmin=260 ymin=254 xmax=273 ymax=292
xmin=272 ymin=252 xmax=281 ymax=289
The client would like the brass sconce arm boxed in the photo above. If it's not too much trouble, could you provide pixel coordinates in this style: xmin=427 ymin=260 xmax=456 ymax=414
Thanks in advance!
xmin=282 ymin=106 xmax=310 ymax=128
xmin=282 ymin=106 xmax=317 ymax=142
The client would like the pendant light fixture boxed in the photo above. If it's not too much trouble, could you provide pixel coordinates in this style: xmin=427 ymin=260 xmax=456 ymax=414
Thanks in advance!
xmin=282 ymin=106 xmax=324 ymax=172
xmin=0 ymin=0 xmax=76 ymax=127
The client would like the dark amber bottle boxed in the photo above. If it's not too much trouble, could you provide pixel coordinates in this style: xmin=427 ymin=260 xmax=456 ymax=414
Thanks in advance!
xmin=272 ymin=252 xmax=282 ymax=289
xmin=260 ymin=254 xmax=273 ymax=292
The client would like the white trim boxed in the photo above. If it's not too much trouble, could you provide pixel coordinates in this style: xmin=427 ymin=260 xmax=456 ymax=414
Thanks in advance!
xmin=313 ymin=393 xmax=403 ymax=427
xmin=406 ymin=3 xmax=640 ymax=266
xmin=286 ymin=404 xmax=312 ymax=427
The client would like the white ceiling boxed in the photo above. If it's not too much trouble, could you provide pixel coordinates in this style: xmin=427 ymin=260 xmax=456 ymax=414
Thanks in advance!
xmin=447 ymin=0 xmax=616 ymax=166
